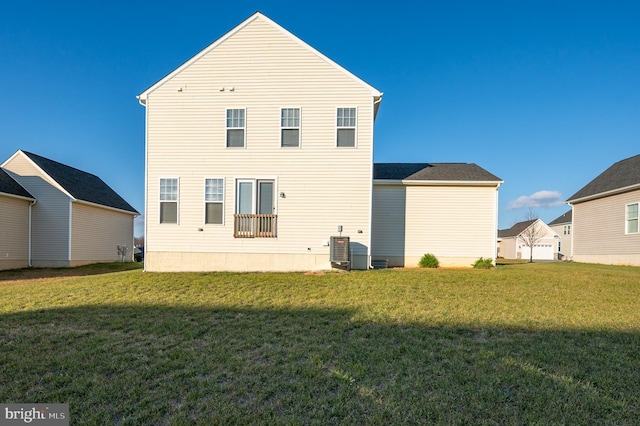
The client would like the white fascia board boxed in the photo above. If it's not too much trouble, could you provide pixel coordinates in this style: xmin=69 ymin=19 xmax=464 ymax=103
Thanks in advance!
xmin=0 ymin=192 xmax=36 ymax=202
xmin=74 ymin=199 xmax=139 ymax=216
xmin=373 ymin=179 xmax=503 ymax=187
xmin=567 ymin=183 xmax=640 ymax=205
xmin=137 ymin=12 xmax=382 ymax=105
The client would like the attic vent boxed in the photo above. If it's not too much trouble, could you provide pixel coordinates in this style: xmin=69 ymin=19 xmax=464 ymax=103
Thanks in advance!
xmin=330 ymin=236 xmax=350 ymax=270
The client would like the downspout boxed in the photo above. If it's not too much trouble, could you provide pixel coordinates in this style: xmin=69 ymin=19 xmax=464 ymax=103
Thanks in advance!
xmin=368 ymin=94 xmax=384 ymax=269
xmin=28 ymin=199 xmax=37 ymax=267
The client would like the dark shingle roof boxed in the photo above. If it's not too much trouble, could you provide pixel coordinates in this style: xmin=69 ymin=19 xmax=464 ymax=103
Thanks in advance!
xmin=0 ymin=168 xmax=34 ymax=199
xmin=22 ymin=151 xmax=138 ymax=214
xmin=498 ymin=219 xmax=536 ymax=238
xmin=548 ymin=210 xmax=572 ymax=226
xmin=567 ymin=154 xmax=640 ymax=202
xmin=374 ymin=163 xmax=502 ymax=182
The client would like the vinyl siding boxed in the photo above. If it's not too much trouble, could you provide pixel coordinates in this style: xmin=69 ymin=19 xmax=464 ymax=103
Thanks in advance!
xmin=549 ymin=223 xmax=572 ymax=258
xmin=372 ymin=184 xmax=498 ymax=266
xmin=3 ymin=156 xmax=71 ymax=262
xmin=572 ymin=189 xmax=640 ymax=263
xmin=145 ymin=17 xmax=375 ymax=270
xmin=71 ymin=202 xmax=134 ymax=263
xmin=0 ymin=195 xmax=30 ymax=269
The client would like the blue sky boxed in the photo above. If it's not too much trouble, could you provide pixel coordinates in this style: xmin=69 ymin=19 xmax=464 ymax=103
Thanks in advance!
xmin=2 ymin=1 xmax=639 ymax=235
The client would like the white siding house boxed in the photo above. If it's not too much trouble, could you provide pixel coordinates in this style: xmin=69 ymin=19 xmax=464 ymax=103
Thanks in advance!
xmin=1 ymin=150 xmax=139 ymax=268
xmin=548 ymin=210 xmax=572 ymax=260
xmin=138 ymin=12 xmax=382 ymax=271
xmin=567 ymin=154 xmax=640 ymax=266
xmin=139 ymin=12 xmax=502 ymax=272
xmin=497 ymin=219 xmax=559 ymax=261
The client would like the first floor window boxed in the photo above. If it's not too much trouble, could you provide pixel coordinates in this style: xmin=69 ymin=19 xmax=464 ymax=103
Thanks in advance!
xmin=626 ymin=203 xmax=638 ymax=234
xmin=160 ymin=178 xmax=178 ymax=224
xmin=281 ymin=108 xmax=300 ymax=147
xmin=205 ymin=178 xmax=224 ymax=224
xmin=226 ymin=108 xmax=245 ymax=147
xmin=336 ymin=107 xmax=356 ymax=147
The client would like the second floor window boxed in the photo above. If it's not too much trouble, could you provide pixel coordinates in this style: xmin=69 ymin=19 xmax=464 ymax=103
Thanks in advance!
xmin=160 ymin=178 xmax=178 ymax=224
xmin=226 ymin=108 xmax=245 ymax=147
xmin=336 ymin=107 xmax=356 ymax=147
xmin=281 ymin=108 xmax=300 ymax=147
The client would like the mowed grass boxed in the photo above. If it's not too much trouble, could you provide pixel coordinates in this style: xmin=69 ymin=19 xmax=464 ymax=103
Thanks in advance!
xmin=1 ymin=262 xmax=638 ymax=424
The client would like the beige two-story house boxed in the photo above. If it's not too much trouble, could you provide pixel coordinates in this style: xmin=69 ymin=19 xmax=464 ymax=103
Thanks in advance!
xmin=138 ymin=12 xmax=502 ymax=271
xmin=138 ymin=12 xmax=382 ymax=271
xmin=567 ymin=154 xmax=640 ymax=265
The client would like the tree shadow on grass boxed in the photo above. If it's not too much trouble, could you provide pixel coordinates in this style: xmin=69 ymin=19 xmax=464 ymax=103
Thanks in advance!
xmin=0 ymin=305 xmax=637 ymax=424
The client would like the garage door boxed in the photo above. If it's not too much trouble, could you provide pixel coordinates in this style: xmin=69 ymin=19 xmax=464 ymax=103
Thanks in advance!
xmin=521 ymin=244 xmax=555 ymax=260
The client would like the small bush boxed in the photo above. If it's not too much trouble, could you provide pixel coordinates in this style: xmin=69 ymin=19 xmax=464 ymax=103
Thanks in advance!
xmin=419 ymin=253 xmax=439 ymax=268
xmin=473 ymin=257 xmax=494 ymax=269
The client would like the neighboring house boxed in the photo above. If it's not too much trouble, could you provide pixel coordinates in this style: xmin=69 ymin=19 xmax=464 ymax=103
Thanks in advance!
xmin=497 ymin=219 xmax=559 ymax=261
xmin=138 ymin=12 xmax=501 ymax=271
xmin=0 ymin=168 xmax=35 ymax=270
xmin=567 ymin=154 xmax=640 ymax=266
xmin=548 ymin=210 xmax=572 ymax=260
xmin=372 ymin=163 xmax=502 ymax=267
xmin=1 ymin=150 xmax=139 ymax=268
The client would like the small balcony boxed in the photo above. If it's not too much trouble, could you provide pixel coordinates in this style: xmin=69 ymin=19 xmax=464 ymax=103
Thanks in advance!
xmin=234 ymin=214 xmax=277 ymax=238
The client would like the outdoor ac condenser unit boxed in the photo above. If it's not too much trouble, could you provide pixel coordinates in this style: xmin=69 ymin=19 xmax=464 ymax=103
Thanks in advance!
xmin=330 ymin=236 xmax=350 ymax=270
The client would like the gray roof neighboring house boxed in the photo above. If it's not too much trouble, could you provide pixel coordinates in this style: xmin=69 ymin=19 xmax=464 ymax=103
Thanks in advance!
xmin=498 ymin=219 xmax=537 ymax=238
xmin=20 ymin=151 xmax=139 ymax=214
xmin=549 ymin=210 xmax=572 ymax=226
xmin=374 ymin=163 xmax=502 ymax=182
xmin=567 ymin=154 xmax=640 ymax=203
xmin=0 ymin=168 xmax=34 ymax=199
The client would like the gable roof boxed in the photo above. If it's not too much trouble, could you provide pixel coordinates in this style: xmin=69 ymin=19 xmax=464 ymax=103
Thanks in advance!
xmin=498 ymin=219 xmax=537 ymax=238
xmin=17 ymin=151 xmax=138 ymax=214
xmin=567 ymin=154 xmax=640 ymax=203
xmin=548 ymin=210 xmax=572 ymax=226
xmin=0 ymin=168 xmax=34 ymax=200
xmin=374 ymin=163 xmax=502 ymax=183
xmin=137 ymin=11 xmax=382 ymax=104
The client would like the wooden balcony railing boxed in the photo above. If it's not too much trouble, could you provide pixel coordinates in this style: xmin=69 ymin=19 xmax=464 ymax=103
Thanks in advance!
xmin=234 ymin=214 xmax=277 ymax=238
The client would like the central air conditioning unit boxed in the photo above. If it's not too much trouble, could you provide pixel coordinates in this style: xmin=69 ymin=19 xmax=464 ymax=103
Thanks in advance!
xmin=330 ymin=236 xmax=350 ymax=270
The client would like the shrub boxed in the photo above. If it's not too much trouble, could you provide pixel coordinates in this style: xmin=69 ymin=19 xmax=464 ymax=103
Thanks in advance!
xmin=418 ymin=253 xmax=439 ymax=268
xmin=473 ymin=257 xmax=494 ymax=269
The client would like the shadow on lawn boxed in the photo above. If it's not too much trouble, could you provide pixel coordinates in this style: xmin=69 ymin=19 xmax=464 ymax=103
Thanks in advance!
xmin=1 ymin=305 xmax=637 ymax=424
xmin=0 ymin=262 xmax=142 ymax=282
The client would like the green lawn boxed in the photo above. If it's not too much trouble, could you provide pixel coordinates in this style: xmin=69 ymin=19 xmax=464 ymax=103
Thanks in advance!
xmin=1 ymin=262 xmax=639 ymax=424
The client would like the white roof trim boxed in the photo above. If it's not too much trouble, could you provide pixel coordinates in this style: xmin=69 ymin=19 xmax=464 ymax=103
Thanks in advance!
xmin=373 ymin=179 xmax=503 ymax=187
xmin=567 ymin=183 xmax=640 ymax=205
xmin=0 ymin=191 xmax=35 ymax=202
xmin=137 ymin=12 xmax=382 ymax=104
xmin=74 ymin=199 xmax=138 ymax=216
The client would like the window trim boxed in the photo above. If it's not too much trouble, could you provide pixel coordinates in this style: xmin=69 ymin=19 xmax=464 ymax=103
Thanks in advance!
xmin=336 ymin=107 xmax=357 ymax=148
xmin=280 ymin=107 xmax=301 ymax=148
xmin=625 ymin=202 xmax=639 ymax=234
xmin=226 ymin=108 xmax=246 ymax=148
xmin=204 ymin=178 xmax=225 ymax=225
xmin=159 ymin=177 xmax=179 ymax=225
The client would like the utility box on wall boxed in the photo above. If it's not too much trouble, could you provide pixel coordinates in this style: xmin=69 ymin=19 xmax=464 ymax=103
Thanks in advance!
xmin=330 ymin=236 xmax=350 ymax=270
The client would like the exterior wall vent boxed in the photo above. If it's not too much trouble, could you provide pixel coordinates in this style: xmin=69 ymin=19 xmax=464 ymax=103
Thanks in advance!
xmin=330 ymin=236 xmax=350 ymax=270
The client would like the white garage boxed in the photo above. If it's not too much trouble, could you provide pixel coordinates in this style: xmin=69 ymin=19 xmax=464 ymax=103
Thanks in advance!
xmin=521 ymin=243 xmax=555 ymax=261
